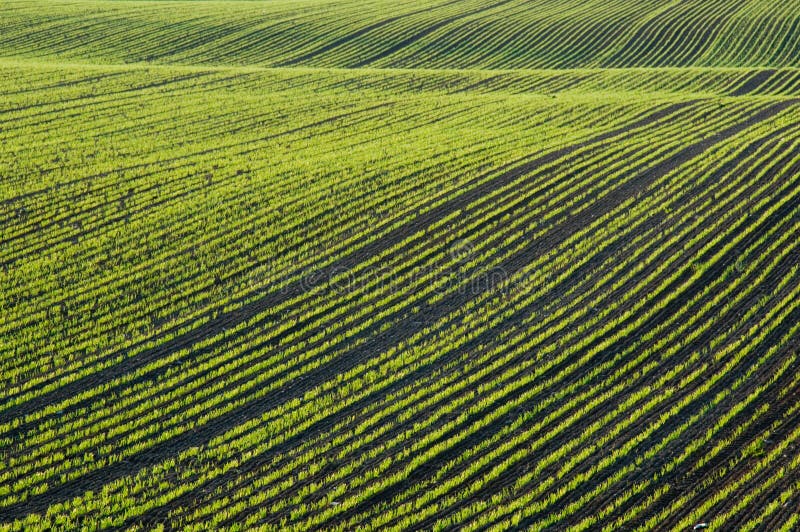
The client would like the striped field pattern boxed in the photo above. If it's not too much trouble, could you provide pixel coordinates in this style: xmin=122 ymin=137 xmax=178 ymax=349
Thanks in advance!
xmin=3 ymin=1 xmax=800 ymax=530
xmin=2 ymin=0 xmax=800 ymax=69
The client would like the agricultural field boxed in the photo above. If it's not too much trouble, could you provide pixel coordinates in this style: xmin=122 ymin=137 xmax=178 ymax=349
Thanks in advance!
xmin=2 ymin=0 xmax=800 ymax=530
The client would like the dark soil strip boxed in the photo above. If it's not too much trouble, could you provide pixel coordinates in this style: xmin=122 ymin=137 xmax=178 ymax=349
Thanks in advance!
xmin=731 ymin=70 xmax=778 ymax=96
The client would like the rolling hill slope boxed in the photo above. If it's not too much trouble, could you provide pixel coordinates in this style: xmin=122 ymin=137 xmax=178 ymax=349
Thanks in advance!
xmin=2 ymin=1 xmax=800 ymax=530
xmin=2 ymin=0 xmax=800 ymax=69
